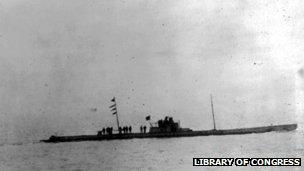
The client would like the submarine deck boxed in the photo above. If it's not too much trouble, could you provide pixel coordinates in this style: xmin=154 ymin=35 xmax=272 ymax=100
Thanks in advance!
xmin=41 ymin=123 xmax=297 ymax=143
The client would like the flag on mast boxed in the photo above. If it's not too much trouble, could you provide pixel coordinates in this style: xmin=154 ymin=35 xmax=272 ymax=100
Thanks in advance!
xmin=109 ymin=96 xmax=120 ymax=129
xmin=109 ymin=104 xmax=116 ymax=108
xmin=110 ymin=97 xmax=117 ymax=115
xmin=146 ymin=115 xmax=151 ymax=121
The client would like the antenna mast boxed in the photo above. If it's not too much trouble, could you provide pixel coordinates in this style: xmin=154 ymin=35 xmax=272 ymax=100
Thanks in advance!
xmin=110 ymin=97 xmax=120 ymax=130
xmin=115 ymin=101 xmax=120 ymax=130
xmin=210 ymin=94 xmax=216 ymax=130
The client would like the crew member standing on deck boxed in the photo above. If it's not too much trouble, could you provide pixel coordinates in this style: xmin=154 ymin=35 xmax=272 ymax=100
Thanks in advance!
xmin=106 ymin=127 xmax=109 ymax=134
xmin=143 ymin=125 xmax=147 ymax=133
xmin=129 ymin=126 xmax=132 ymax=133
xmin=119 ymin=127 xmax=122 ymax=134
xmin=110 ymin=127 xmax=113 ymax=135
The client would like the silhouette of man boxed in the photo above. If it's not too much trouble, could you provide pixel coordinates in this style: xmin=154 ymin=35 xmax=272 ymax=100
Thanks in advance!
xmin=110 ymin=127 xmax=113 ymax=135
xmin=119 ymin=127 xmax=122 ymax=134
xmin=143 ymin=126 xmax=147 ymax=133
xmin=125 ymin=126 xmax=128 ymax=133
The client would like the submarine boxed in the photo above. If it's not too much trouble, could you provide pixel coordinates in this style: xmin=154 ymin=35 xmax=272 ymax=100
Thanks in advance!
xmin=41 ymin=116 xmax=297 ymax=143
xmin=41 ymin=96 xmax=298 ymax=143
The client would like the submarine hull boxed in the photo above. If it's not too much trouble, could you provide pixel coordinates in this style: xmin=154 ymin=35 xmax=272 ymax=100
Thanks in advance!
xmin=41 ymin=123 xmax=297 ymax=143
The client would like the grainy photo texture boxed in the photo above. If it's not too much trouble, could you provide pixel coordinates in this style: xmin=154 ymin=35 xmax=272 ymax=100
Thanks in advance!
xmin=0 ymin=0 xmax=303 ymax=170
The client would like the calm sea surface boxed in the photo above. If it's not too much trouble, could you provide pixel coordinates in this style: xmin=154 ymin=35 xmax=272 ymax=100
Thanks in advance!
xmin=0 ymin=130 xmax=303 ymax=171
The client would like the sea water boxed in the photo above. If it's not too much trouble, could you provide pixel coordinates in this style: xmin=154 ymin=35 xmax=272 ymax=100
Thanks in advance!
xmin=0 ymin=130 xmax=303 ymax=171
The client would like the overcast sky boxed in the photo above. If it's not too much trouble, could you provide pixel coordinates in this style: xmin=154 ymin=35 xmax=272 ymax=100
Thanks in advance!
xmin=0 ymin=0 xmax=303 ymax=143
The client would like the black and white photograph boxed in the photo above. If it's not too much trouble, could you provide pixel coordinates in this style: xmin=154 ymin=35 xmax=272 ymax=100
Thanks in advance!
xmin=0 ymin=0 xmax=303 ymax=170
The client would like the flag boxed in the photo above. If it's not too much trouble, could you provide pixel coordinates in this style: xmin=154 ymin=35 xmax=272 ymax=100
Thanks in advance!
xmin=112 ymin=111 xmax=117 ymax=115
xmin=111 ymin=107 xmax=117 ymax=111
xmin=146 ymin=115 xmax=150 ymax=121
xmin=111 ymin=97 xmax=115 ymax=102
xmin=109 ymin=104 xmax=116 ymax=108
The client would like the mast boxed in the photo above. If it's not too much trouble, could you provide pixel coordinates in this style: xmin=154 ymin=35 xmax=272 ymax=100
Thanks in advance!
xmin=110 ymin=97 xmax=120 ymax=130
xmin=210 ymin=94 xmax=216 ymax=130
xmin=115 ymin=100 xmax=120 ymax=130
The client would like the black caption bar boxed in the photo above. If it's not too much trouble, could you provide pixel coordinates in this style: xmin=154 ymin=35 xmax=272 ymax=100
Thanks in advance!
xmin=193 ymin=158 xmax=301 ymax=166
